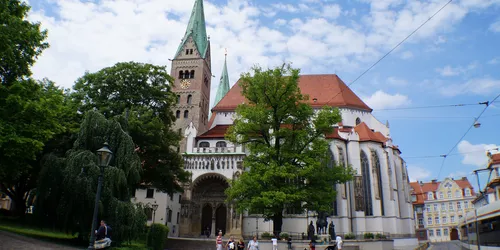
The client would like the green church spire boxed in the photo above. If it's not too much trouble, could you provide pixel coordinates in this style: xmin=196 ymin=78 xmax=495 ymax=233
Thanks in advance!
xmin=175 ymin=0 xmax=208 ymax=58
xmin=214 ymin=50 xmax=230 ymax=106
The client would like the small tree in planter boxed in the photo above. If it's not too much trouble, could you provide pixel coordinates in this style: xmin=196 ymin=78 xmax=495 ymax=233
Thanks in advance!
xmin=363 ymin=232 xmax=374 ymax=239
xmin=375 ymin=233 xmax=387 ymax=239
xmin=261 ymin=232 xmax=273 ymax=239
xmin=344 ymin=233 xmax=355 ymax=240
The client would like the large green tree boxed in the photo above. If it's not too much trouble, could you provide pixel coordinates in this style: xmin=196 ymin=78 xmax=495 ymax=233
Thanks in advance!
xmin=72 ymin=62 xmax=189 ymax=194
xmin=225 ymin=64 xmax=354 ymax=236
xmin=0 ymin=0 xmax=48 ymax=85
xmin=36 ymin=111 xmax=146 ymax=244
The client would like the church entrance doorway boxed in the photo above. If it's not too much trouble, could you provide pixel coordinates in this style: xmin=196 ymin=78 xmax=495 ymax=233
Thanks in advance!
xmin=450 ymin=228 xmax=459 ymax=240
xmin=201 ymin=204 xmax=212 ymax=236
xmin=216 ymin=204 xmax=227 ymax=235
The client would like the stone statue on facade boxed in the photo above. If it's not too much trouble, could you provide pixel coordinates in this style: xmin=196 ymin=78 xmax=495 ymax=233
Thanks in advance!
xmin=307 ymin=221 xmax=315 ymax=240
xmin=328 ymin=221 xmax=335 ymax=241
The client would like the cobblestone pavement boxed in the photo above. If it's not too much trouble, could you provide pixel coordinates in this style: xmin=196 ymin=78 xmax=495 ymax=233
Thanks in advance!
xmin=0 ymin=231 xmax=79 ymax=250
xmin=429 ymin=241 xmax=468 ymax=250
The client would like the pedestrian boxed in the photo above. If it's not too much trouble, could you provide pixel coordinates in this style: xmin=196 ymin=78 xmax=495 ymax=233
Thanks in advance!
xmin=287 ymin=237 xmax=292 ymax=250
xmin=335 ymin=236 xmax=343 ymax=250
xmin=225 ymin=236 xmax=235 ymax=250
xmin=237 ymin=238 xmax=245 ymax=250
xmin=247 ymin=236 xmax=259 ymax=250
xmin=271 ymin=235 xmax=278 ymax=250
xmin=309 ymin=239 xmax=316 ymax=250
xmin=216 ymin=231 xmax=223 ymax=250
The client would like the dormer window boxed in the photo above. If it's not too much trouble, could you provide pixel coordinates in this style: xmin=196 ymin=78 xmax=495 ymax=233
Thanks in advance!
xmin=465 ymin=188 xmax=471 ymax=196
xmin=428 ymin=192 xmax=434 ymax=200
xmin=439 ymin=192 xmax=443 ymax=199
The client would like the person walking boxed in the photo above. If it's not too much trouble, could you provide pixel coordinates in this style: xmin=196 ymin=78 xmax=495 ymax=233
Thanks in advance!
xmin=247 ymin=236 xmax=259 ymax=250
xmin=271 ymin=235 xmax=278 ymax=250
xmin=236 ymin=238 xmax=245 ymax=250
xmin=216 ymin=231 xmax=223 ymax=250
xmin=287 ymin=237 xmax=292 ymax=250
xmin=335 ymin=236 xmax=343 ymax=250
xmin=225 ymin=236 xmax=235 ymax=250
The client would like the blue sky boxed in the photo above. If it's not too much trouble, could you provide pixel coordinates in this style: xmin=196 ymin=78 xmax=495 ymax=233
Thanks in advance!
xmin=27 ymin=0 xmax=500 ymax=191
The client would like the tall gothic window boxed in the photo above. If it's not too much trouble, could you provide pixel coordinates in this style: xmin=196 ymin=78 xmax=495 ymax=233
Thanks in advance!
xmin=387 ymin=155 xmax=394 ymax=200
xmin=371 ymin=150 xmax=385 ymax=216
xmin=327 ymin=149 xmax=338 ymax=216
xmin=337 ymin=147 xmax=347 ymax=199
xmin=360 ymin=151 xmax=373 ymax=216
xmin=187 ymin=95 xmax=192 ymax=104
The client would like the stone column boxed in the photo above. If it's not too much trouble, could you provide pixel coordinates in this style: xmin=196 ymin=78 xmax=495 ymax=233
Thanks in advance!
xmin=211 ymin=204 xmax=216 ymax=237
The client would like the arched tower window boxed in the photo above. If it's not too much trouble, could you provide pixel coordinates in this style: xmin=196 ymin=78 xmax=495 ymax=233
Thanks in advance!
xmin=371 ymin=150 xmax=385 ymax=216
xmin=199 ymin=142 xmax=210 ymax=148
xmin=190 ymin=70 xmax=195 ymax=79
xmin=187 ymin=95 xmax=192 ymax=104
xmin=356 ymin=117 xmax=361 ymax=125
xmin=184 ymin=110 xmax=189 ymax=118
xmin=179 ymin=71 xmax=184 ymax=79
xmin=184 ymin=70 xmax=189 ymax=78
xmin=177 ymin=95 xmax=180 ymax=104
xmin=176 ymin=110 xmax=180 ymax=118
xmin=360 ymin=151 xmax=373 ymax=216
xmin=216 ymin=141 xmax=227 ymax=148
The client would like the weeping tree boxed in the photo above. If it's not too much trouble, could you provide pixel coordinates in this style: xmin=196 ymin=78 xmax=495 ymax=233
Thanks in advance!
xmin=35 ymin=111 xmax=146 ymax=244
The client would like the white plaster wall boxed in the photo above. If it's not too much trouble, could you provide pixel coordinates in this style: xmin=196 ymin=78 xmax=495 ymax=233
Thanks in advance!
xmin=133 ymin=188 xmax=182 ymax=237
xmin=210 ymin=111 xmax=236 ymax=129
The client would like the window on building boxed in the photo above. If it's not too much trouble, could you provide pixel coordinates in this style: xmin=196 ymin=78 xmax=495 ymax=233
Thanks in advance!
xmin=146 ymin=188 xmax=154 ymax=198
xmin=444 ymin=228 xmax=448 ymax=235
xmin=441 ymin=203 xmax=446 ymax=211
xmin=176 ymin=110 xmax=180 ymax=118
xmin=451 ymin=216 xmax=455 ymax=223
xmin=439 ymin=192 xmax=444 ymax=199
xmin=459 ymin=215 xmax=463 ymax=220
xmin=189 ymin=49 xmax=193 ymax=54
xmin=416 ymin=206 xmax=422 ymax=213
xmin=179 ymin=71 xmax=184 ymax=79
xmin=184 ymin=110 xmax=189 ymax=118
xmin=216 ymin=141 xmax=227 ymax=148
xmin=360 ymin=151 xmax=373 ymax=216
xmin=428 ymin=192 xmax=434 ymax=200
xmin=177 ymin=95 xmax=180 ymax=104
xmin=199 ymin=141 xmax=209 ymax=147
xmin=189 ymin=70 xmax=195 ymax=79
xmin=167 ymin=209 xmax=172 ymax=223
xmin=449 ymin=202 xmax=454 ymax=211
xmin=371 ymin=150 xmax=385 ymax=216
xmin=285 ymin=202 xmax=303 ymax=215
xmin=179 ymin=195 xmax=182 ymax=203
xmin=457 ymin=201 xmax=462 ymax=210
xmin=435 ymin=217 xmax=440 ymax=224
xmin=436 ymin=229 xmax=441 ymax=236
xmin=338 ymin=146 xmax=347 ymax=199
xmin=465 ymin=201 xmax=469 ymax=209
xmin=447 ymin=191 xmax=452 ymax=198
xmin=185 ymin=49 xmax=189 ymax=55
xmin=455 ymin=190 xmax=461 ymax=198
xmin=428 ymin=217 xmax=432 ymax=225
xmin=187 ymin=95 xmax=192 ymax=104
xmin=443 ymin=216 xmax=447 ymax=224
xmin=178 ymin=128 xmax=181 ymax=135
xmin=418 ymin=218 xmax=423 ymax=225
xmin=426 ymin=204 xmax=431 ymax=212
xmin=177 ymin=212 xmax=180 ymax=224
xmin=429 ymin=229 xmax=434 ymax=236
xmin=145 ymin=207 xmax=153 ymax=221
xmin=411 ymin=195 xmax=417 ymax=202
xmin=419 ymin=231 xmax=425 ymax=237
xmin=434 ymin=204 xmax=438 ymax=211
xmin=355 ymin=117 xmax=361 ymax=125
xmin=170 ymin=194 xmax=173 ymax=201
xmin=465 ymin=188 xmax=471 ymax=196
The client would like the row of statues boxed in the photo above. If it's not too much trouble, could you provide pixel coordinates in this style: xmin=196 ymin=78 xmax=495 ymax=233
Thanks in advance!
xmin=307 ymin=212 xmax=336 ymax=240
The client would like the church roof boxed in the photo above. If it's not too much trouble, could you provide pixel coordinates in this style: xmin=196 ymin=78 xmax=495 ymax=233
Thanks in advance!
xmin=175 ymin=0 xmax=208 ymax=58
xmin=354 ymin=122 xmax=388 ymax=143
xmin=214 ymin=54 xmax=230 ymax=106
xmin=212 ymin=74 xmax=372 ymax=112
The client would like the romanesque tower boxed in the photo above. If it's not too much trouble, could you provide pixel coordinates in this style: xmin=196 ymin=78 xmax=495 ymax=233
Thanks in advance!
xmin=171 ymin=0 xmax=211 ymax=153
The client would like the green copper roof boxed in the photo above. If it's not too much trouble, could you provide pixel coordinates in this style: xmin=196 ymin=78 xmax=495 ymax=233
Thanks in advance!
xmin=175 ymin=0 xmax=208 ymax=58
xmin=214 ymin=54 xmax=230 ymax=106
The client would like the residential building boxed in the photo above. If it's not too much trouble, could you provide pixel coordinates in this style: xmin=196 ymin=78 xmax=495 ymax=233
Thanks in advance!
xmin=410 ymin=177 xmax=475 ymax=242
xmin=0 ymin=192 xmax=11 ymax=210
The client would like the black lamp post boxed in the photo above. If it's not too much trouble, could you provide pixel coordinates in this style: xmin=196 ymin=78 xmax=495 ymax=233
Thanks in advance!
xmin=152 ymin=201 xmax=159 ymax=225
xmin=87 ymin=142 xmax=113 ymax=250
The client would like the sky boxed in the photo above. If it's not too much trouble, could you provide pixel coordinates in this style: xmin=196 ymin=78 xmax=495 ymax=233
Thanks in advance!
xmin=27 ymin=0 xmax=500 ymax=191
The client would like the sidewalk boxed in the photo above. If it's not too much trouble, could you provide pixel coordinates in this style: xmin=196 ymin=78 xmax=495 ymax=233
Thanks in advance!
xmin=0 ymin=230 xmax=78 ymax=250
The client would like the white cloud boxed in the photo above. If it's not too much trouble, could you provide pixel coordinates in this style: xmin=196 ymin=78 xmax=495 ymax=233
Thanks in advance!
xmin=457 ymin=140 xmax=500 ymax=167
xmin=407 ymin=165 xmax=432 ymax=182
xmin=321 ymin=4 xmax=342 ymax=19
xmin=363 ymin=90 xmax=410 ymax=109
xmin=435 ymin=62 xmax=478 ymax=77
xmin=274 ymin=18 xmax=286 ymax=26
xmin=488 ymin=58 xmax=499 ymax=65
xmin=489 ymin=19 xmax=500 ymax=32
xmin=439 ymin=77 xmax=500 ymax=96
xmin=434 ymin=35 xmax=446 ymax=45
xmin=387 ymin=76 xmax=408 ymax=86
xmin=400 ymin=51 xmax=413 ymax=60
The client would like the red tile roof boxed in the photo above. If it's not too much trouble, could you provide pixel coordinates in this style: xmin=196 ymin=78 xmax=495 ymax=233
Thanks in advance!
xmin=197 ymin=125 xmax=230 ymax=139
xmin=325 ymin=127 xmax=346 ymax=140
xmin=488 ymin=153 xmax=500 ymax=168
xmin=212 ymin=74 xmax=372 ymax=112
xmin=354 ymin=122 xmax=388 ymax=143
xmin=409 ymin=178 xmax=475 ymax=205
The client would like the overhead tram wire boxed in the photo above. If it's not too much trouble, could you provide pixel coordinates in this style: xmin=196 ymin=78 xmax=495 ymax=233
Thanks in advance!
xmin=373 ymin=102 xmax=487 ymax=111
xmin=436 ymin=93 xmax=500 ymax=179
xmin=325 ymin=0 xmax=454 ymax=106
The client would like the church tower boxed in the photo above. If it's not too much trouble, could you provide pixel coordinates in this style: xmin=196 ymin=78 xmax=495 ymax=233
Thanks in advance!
xmin=171 ymin=0 xmax=211 ymax=153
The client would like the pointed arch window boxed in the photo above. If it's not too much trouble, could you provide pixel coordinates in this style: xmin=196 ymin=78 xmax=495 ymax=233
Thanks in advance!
xmin=337 ymin=146 xmax=347 ymax=199
xmin=190 ymin=70 xmax=195 ymax=79
xmin=324 ymin=149 xmax=338 ymax=216
xmin=356 ymin=117 xmax=361 ymax=125
xmin=360 ymin=150 xmax=373 ymax=216
xmin=187 ymin=95 xmax=192 ymax=104
xmin=371 ymin=150 xmax=385 ymax=215
xmin=184 ymin=110 xmax=189 ymax=118
xmin=176 ymin=110 xmax=180 ymax=118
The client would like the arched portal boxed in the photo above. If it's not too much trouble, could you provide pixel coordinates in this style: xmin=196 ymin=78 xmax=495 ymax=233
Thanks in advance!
xmin=450 ymin=228 xmax=459 ymax=240
xmin=216 ymin=204 xmax=227 ymax=235
xmin=192 ymin=174 xmax=229 ymax=236
xmin=201 ymin=204 xmax=212 ymax=236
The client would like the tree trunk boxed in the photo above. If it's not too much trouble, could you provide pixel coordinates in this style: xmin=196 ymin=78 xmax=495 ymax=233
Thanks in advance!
xmin=272 ymin=213 xmax=283 ymax=239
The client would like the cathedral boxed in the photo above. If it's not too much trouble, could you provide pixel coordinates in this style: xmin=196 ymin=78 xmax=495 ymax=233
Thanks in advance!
xmin=136 ymin=0 xmax=417 ymax=247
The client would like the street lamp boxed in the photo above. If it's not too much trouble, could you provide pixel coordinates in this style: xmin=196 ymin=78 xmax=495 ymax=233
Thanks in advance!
xmin=87 ymin=142 xmax=113 ymax=250
xmin=152 ymin=201 xmax=159 ymax=225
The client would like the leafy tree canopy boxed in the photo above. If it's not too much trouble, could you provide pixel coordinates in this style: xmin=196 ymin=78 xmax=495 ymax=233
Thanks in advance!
xmin=72 ymin=62 xmax=189 ymax=194
xmin=35 ymin=111 xmax=146 ymax=244
xmin=225 ymin=64 xmax=354 ymax=235
xmin=0 ymin=0 xmax=49 ymax=85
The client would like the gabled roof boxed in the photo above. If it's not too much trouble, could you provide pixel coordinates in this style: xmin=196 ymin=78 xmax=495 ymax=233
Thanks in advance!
xmin=175 ymin=0 xmax=208 ymax=59
xmin=354 ymin=122 xmax=388 ymax=143
xmin=197 ymin=125 xmax=230 ymax=139
xmin=325 ymin=128 xmax=346 ymax=141
xmin=409 ymin=178 xmax=475 ymax=204
xmin=212 ymin=74 xmax=372 ymax=112
xmin=214 ymin=54 xmax=230 ymax=107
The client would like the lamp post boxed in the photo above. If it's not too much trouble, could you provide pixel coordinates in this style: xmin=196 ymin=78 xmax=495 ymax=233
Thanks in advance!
xmin=152 ymin=201 xmax=159 ymax=225
xmin=87 ymin=142 xmax=113 ymax=250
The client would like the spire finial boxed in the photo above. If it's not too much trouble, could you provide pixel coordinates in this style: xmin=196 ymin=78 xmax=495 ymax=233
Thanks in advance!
xmin=225 ymin=48 xmax=227 ymax=58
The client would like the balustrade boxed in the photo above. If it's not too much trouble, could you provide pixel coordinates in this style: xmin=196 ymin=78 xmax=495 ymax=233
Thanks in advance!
xmin=193 ymin=147 xmax=237 ymax=153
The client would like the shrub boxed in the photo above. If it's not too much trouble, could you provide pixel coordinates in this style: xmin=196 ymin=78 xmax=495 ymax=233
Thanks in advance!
xmin=146 ymin=223 xmax=169 ymax=250
xmin=344 ymin=233 xmax=355 ymax=240
xmin=261 ymin=232 xmax=272 ymax=239
xmin=375 ymin=233 xmax=386 ymax=239
xmin=363 ymin=232 xmax=374 ymax=239
xmin=279 ymin=232 xmax=289 ymax=239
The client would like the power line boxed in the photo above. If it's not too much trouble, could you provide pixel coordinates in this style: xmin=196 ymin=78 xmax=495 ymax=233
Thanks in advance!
xmin=436 ymin=95 xmax=500 ymax=179
xmin=403 ymin=148 xmax=499 ymax=159
xmin=326 ymin=0 xmax=454 ymax=105
xmin=373 ymin=102 xmax=486 ymax=111
xmin=374 ymin=113 xmax=500 ymax=120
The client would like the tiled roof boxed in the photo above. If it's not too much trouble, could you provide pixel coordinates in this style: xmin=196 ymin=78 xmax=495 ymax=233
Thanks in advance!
xmin=175 ymin=0 xmax=208 ymax=58
xmin=354 ymin=122 xmax=388 ymax=143
xmin=197 ymin=125 xmax=230 ymax=139
xmin=488 ymin=153 xmax=500 ymax=167
xmin=212 ymin=74 xmax=372 ymax=112
xmin=409 ymin=178 xmax=475 ymax=205
xmin=325 ymin=128 xmax=346 ymax=140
